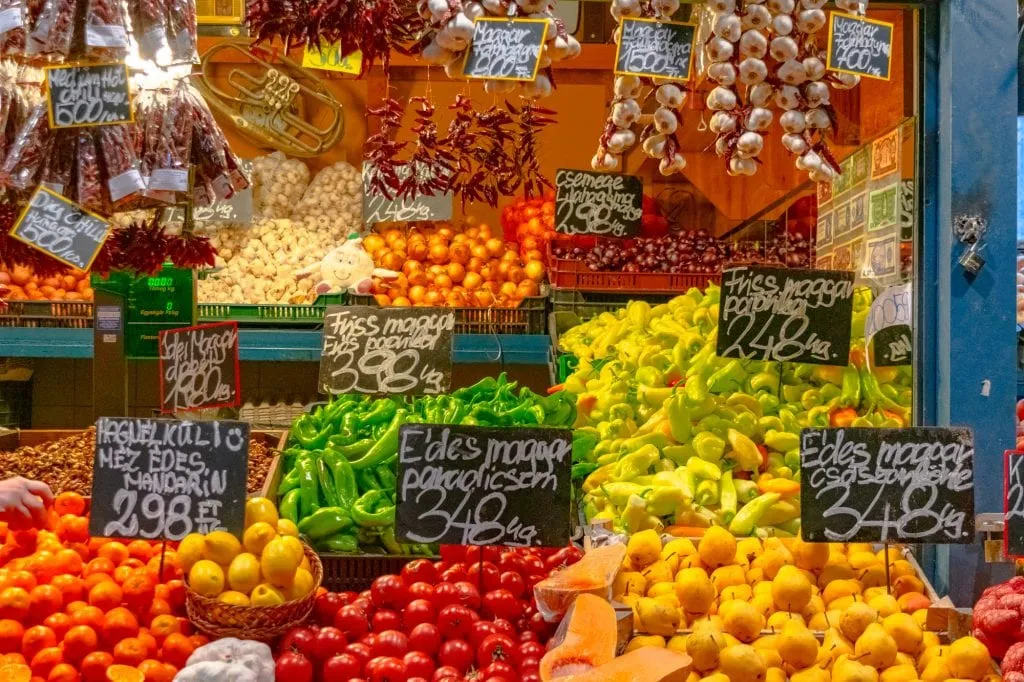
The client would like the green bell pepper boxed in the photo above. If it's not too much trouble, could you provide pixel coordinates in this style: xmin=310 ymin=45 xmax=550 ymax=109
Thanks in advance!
xmin=317 ymin=457 xmax=340 ymax=508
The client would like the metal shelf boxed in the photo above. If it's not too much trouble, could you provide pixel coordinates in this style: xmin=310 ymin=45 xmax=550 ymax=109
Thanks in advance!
xmin=0 ymin=328 xmax=552 ymax=364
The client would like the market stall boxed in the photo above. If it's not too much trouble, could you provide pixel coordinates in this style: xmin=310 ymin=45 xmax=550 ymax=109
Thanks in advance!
xmin=0 ymin=0 xmax=1015 ymax=680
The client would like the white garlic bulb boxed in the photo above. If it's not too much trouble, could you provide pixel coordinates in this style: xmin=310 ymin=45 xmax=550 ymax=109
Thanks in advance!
xmin=803 ymin=81 xmax=830 ymax=107
xmin=735 ymin=131 xmax=765 ymax=158
xmin=707 ymin=62 xmax=737 ymax=86
xmin=435 ymin=28 xmax=469 ymax=52
xmin=739 ymin=30 xmax=768 ymax=58
xmin=769 ymin=36 xmax=798 ymax=62
xmin=707 ymin=86 xmax=738 ymax=111
xmin=797 ymin=9 xmax=826 ymax=33
xmin=803 ymin=56 xmax=826 ymax=81
xmin=651 ymin=0 xmax=679 ymax=18
xmin=832 ymin=72 xmax=861 ymax=89
xmin=606 ymin=128 xmax=636 ymax=153
xmin=715 ymin=136 xmax=731 ymax=157
xmin=800 ymin=0 xmax=826 ymax=8
xmin=653 ymin=107 xmax=678 ymax=134
xmin=739 ymin=58 xmax=768 ymax=85
xmin=745 ymin=107 xmax=773 ymax=132
xmin=522 ymin=73 xmax=553 ymax=98
xmin=422 ymin=40 xmax=457 ymax=65
xmin=713 ymin=12 xmax=742 ymax=41
xmin=781 ymin=133 xmax=809 ymax=154
xmin=766 ymin=0 xmax=794 ymax=13
xmin=774 ymin=84 xmax=801 ymax=109
xmin=610 ymin=99 xmax=641 ymax=127
xmin=591 ymin=152 xmax=620 ymax=171
xmin=795 ymin=150 xmax=823 ymax=171
xmin=778 ymin=58 xmax=808 ymax=85
xmin=614 ymin=75 xmax=642 ymax=98
xmin=706 ymin=36 xmax=735 ymax=62
xmin=771 ymin=14 xmax=793 ymax=36
xmin=642 ymin=134 xmax=668 ymax=157
xmin=749 ymin=82 xmax=775 ymax=107
xmin=729 ymin=157 xmax=758 ymax=176
xmin=655 ymin=83 xmax=685 ymax=107
xmin=709 ymin=0 xmax=736 ymax=10
xmin=709 ymin=111 xmax=738 ymax=134
xmin=659 ymin=153 xmax=686 ymax=175
xmin=741 ymin=5 xmax=771 ymax=30
xmin=484 ymin=79 xmax=517 ymax=93
xmin=780 ymin=109 xmax=807 ymax=134
xmin=804 ymin=107 xmax=831 ymax=129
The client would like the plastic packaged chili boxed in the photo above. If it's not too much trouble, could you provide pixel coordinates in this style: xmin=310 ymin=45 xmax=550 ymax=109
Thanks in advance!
xmin=98 ymin=124 xmax=145 ymax=208
xmin=75 ymin=129 xmax=107 ymax=212
xmin=1 ymin=99 xmax=49 ymax=191
xmin=131 ymin=0 xmax=170 ymax=62
xmin=146 ymin=83 xmax=192 ymax=202
xmin=83 ymin=0 xmax=130 ymax=59
xmin=26 ymin=0 xmax=75 ymax=59
xmin=166 ymin=0 xmax=197 ymax=64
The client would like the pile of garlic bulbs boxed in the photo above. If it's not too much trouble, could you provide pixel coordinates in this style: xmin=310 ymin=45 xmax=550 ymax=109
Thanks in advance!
xmin=592 ymin=0 xmax=690 ymax=175
xmin=417 ymin=0 xmax=581 ymax=98
xmin=252 ymin=152 xmax=311 ymax=220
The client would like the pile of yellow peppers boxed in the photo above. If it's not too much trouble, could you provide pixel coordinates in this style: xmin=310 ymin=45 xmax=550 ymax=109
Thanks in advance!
xmin=560 ymin=284 xmax=913 ymax=537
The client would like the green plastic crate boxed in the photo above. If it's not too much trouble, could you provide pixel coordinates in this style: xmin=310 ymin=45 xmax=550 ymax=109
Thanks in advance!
xmin=348 ymin=292 xmax=547 ymax=335
xmin=198 ymin=293 xmax=346 ymax=326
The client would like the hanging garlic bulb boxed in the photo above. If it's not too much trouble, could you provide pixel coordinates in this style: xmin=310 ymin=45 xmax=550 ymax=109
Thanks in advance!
xmin=780 ymin=110 xmax=806 ymax=134
xmin=653 ymin=107 xmax=678 ymax=134
xmin=738 ymin=58 xmax=768 ymax=85
xmin=729 ymin=157 xmax=758 ymax=176
xmin=655 ymin=83 xmax=685 ymax=107
xmin=739 ymin=30 xmax=768 ymax=58
xmin=484 ymin=79 xmax=517 ymax=94
xmin=774 ymin=85 xmax=801 ymax=110
xmin=707 ymin=62 xmax=737 ymax=85
xmin=742 ymin=4 xmax=771 ymax=30
xmin=766 ymin=0 xmax=794 ymax=13
xmin=746 ymin=107 xmax=773 ymax=132
xmin=713 ymin=12 xmax=742 ymax=41
xmin=710 ymin=0 xmax=736 ymax=10
xmin=803 ymin=56 xmax=826 ymax=81
xmin=769 ymin=36 xmax=799 ymax=62
xmin=591 ymin=152 xmax=620 ymax=171
xmin=613 ymin=75 xmax=642 ymax=98
xmin=800 ymin=0 xmax=826 ymax=8
xmin=709 ymin=111 xmax=738 ymax=134
xmin=735 ymin=131 xmax=765 ymax=158
xmin=642 ymin=134 xmax=668 ymax=157
xmin=707 ymin=86 xmax=738 ymax=111
xmin=804 ymin=107 xmax=830 ymax=129
xmin=749 ymin=82 xmax=775 ymax=107
xmin=611 ymin=99 xmax=641 ymax=126
xmin=706 ymin=37 xmax=735 ymax=62
xmin=606 ymin=128 xmax=636 ymax=153
xmin=833 ymin=72 xmax=861 ymax=89
xmin=651 ymin=0 xmax=678 ymax=18
xmin=772 ymin=14 xmax=793 ymax=35
xmin=659 ymin=153 xmax=686 ymax=175
xmin=781 ymin=133 xmax=809 ymax=155
xmin=803 ymin=81 xmax=830 ymax=108
xmin=796 ymin=9 xmax=826 ymax=33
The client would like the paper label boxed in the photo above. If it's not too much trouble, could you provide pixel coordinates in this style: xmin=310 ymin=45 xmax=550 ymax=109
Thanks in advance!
xmin=149 ymin=168 xmax=189 ymax=192
xmin=108 ymin=169 xmax=144 ymax=202
xmin=0 ymin=7 xmax=24 ymax=34
xmin=86 ymin=24 xmax=128 ymax=48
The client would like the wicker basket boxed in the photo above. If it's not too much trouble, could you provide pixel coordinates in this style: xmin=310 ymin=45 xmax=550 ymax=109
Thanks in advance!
xmin=185 ymin=543 xmax=322 ymax=640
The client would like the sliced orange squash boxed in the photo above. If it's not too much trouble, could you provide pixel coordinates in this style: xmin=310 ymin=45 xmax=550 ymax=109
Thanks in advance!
xmin=540 ymin=593 xmax=618 ymax=680
xmin=559 ymin=647 xmax=692 ymax=682
xmin=534 ymin=544 xmax=626 ymax=618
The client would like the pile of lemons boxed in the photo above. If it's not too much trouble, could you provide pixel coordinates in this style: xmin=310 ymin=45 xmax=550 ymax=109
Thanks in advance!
xmin=178 ymin=497 xmax=315 ymax=607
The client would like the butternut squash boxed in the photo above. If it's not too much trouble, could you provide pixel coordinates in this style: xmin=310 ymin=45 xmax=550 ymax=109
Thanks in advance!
xmin=540 ymin=594 xmax=618 ymax=679
xmin=559 ymin=648 xmax=692 ymax=682
xmin=535 ymin=544 xmax=627 ymax=618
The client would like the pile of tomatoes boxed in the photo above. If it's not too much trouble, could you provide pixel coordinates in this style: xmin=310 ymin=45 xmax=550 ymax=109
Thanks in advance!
xmin=0 ymin=492 xmax=202 ymax=682
xmin=276 ymin=545 xmax=583 ymax=682
xmin=499 ymin=194 xmax=557 ymax=265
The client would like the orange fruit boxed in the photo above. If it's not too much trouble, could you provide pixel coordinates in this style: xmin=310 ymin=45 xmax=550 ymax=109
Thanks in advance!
xmin=136 ymin=660 xmax=174 ymax=682
xmin=100 ymin=608 xmax=138 ymax=645
xmin=79 ymin=652 xmax=114 ymax=682
xmin=56 ymin=517 xmax=87 ymax=545
xmin=0 ymin=622 xmax=22 ymax=654
xmin=49 ymin=577 xmax=83 ymax=608
xmin=29 ymin=646 xmax=62 ymax=679
xmin=52 ymin=494 xmax=85 ymax=518
xmin=40 ymin=614 xmax=69 ymax=643
xmin=69 ymin=606 xmax=103 ymax=631
xmin=0 ymin=653 xmax=24 ymax=666
xmin=83 ymin=559 xmax=114 ymax=579
xmin=54 ymin=551 xmax=82 ymax=576
xmin=165 ymin=580 xmax=184 ymax=611
xmin=125 ymin=542 xmax=154 ymax=563
xmin=0 ymin=662 xmax=31 ymax=682
xmin=29 ymin=587 xmax=63 ymax=620
xmin=147 ymin=616 xmax=179 ymax=645
xmin=87 ymin=582 xmax=122 ymax=613
xmin=121 ymin=573 xmax=154 ymax=615
xmin=135 ymin=630 xmax=156 ymax=658
xmin=0 ymin=589 xmax=29 ymax=622
xmin=21 ymin=626 xmax=55 ymax=662
xmin=157 ymin=633 xmax=193 ymax=668
xmin=97 ymin=544 xmax=128 ymax=567
xmin=83 ymin=574 xmax=112 ymax=592
xmin=112 ymin=638 xmax=147 ymax=667
xmin=6 ymin=573 xmax=35 ymax=593
xmin=25 ymin=554 xmax=59 ymax=585
xmin=117 ymin=559 xmax=143 ymax=571
xmin=145 ymin=553 xmax=178 ymax=583
xmin=145 ymin=599 xmax=171 ymax=620
xmin=187 ymin=634 xmax=207 ymax=649
xmin=104 ymin=664 xmax=144 ymax=682
xmin=47 ymin=662 xmax=79 ymax=682
xmin=61 ymin=626 xmax=96 ymax=666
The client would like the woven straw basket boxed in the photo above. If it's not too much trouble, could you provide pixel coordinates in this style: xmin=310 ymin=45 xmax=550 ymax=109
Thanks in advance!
xmin=185 ymin=543 xmax=322 ymax=640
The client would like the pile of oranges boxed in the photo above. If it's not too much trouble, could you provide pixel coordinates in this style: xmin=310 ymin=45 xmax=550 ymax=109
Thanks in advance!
xmin=362 ymin=222 xmax=546 ymax=309
xmin=0 ymin=492 xmax=199 ymax=682
xmin=0 ymin=265 xmax=94 ymax=302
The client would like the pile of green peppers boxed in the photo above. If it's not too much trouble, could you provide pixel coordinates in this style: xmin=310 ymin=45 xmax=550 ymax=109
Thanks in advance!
xmin=277 ymin=373 xmax=577 ymax=554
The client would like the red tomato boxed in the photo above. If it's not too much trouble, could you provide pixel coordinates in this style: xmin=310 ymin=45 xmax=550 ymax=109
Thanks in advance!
xmin=371 ymin=576 xmax=408 ymax=610
xmin=313 ymin=626 xmax=348 ymax=662
xmin=407 ymin=582 xmax=435 ymax=602
xmin=477 ymin=634 xmax=517 ymax=668
xmin=437 ymin=605 xmax=475 ymax=640
xmin=465 ymin=562 xmax=500 ymax=592
xmin=498 ymin=572 xmax=525 ymax=599
xmin=275 ymin=652 xmax=314 ymax=682
xmin=438 ymin=639 xmax=474 ymax=673
xmin=440 ymin=566 xmax=467 ymax=583
xmin=344 ymin=642 xmax=372 ymax=668
xmin=408 ymin=623 xmax=442 ymax=656
xmin=366 ymin=655 xmax=406 ymax=682
xmin=401 ymin=560 xmax=438 ymax=586
xmin=335 ymin=606 xmax=370 ymax=639
xmin=371 ymin=609 xmax=402 ymax=633
xmin=404 ymin=650 xmax=435 ymax=679
xmin=483 ymin=590 xmax=523 ymax=620
xmin=452 ymin=582 xmax=481 ymax=610
xmin=403 ymin=599 xmax=435 ymax=631
xmin=322 ymin=653 xmax=363 ymax=679
xmin=433 ymin=583 xmax=461 ymax=609
xmin=315 ymin=592 xmax=348 ymax=626
xmin=498 ymin=552 xmax=525 ymax=574
xmin=521 ymin=672 xmax=542 ymax=682
xmin=373 ymin=630 xmax=410 ymax=659
xmin=469 ymin=620 xmax=498 ymax=649
xmin=519 ymin=656 xmax=541 ymax=672
xmin=519 ymin=631 xmax=539 ymax=643
xmin=545 ymin=547 xmax=583 ymax=570
xmin=433 ymin=666 xmax=463 ymax=681
xmin=527 ymin=612 xmax=553 ymax=639
xmin=490 ymin=619 xmax=516 ymax=640
xmin=279 ymin=626 xmax=318 ymax=659
xmin=520 ymin=555 xmax=544 ymax=575
xmin=352 ymin=597 xmax=373 ymax=614
xmin=518 ymin=641 xmax=544 ymax=662
xmin=481 ymin=661 xmax=517 ymax=679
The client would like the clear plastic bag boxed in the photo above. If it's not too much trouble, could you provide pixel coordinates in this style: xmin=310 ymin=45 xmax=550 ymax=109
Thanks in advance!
xmin=82 ymin=0 xmax=129 ymax=59
xmin=98 ymin=124 xmax=145 ymax=208
xmin=145 ymin=83 xmax=192 ymax=203
xmin=253 ymin=152 xmax=309 ymax=219
xmin=26 ymin=0 xmax=74 ymax=59
xmin=165 ymin=0 xmax=197 ymax=64
xmin=75 ymin=129 xmax=106 ymax=212
xmin=2 ymin=99 xmax=49 ymax=191
xmin=292 ymin=161 xmax=362 ymax=235
xmin=131 ymin=0 xmax=170 ymax=62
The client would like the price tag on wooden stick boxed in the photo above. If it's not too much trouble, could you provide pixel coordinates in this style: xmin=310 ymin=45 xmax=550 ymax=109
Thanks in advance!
xmin=45 ymin=62 xmax=133 ymax=128
xmin=90 ymin=418 xmax=249 ymax=541
xmin=319 ymin=305 xmax=454 ymax=395
xmin=826 ymin=12 xmax=894 ymax=81
xmin=800 ymin=427 xmax=975 ymax=544
xmin=717 ymin=266 xmax=855 ymax=365
xmin=554 ymin=169 xmax=643 ymax=237
xmin=10 ymin=187 xmax=111 ymax=270
xmin=362 ymin=162 xmax=453 ymax=225
xmin=158 ymin=322 xmax=241 ymax=413
xmin=614 ymin=17 xmax=696 ymax=80
xmin=463 ymin=18 xmax=548 ymax=81
xmin=396 ymin=424 xmax=572 ymax=547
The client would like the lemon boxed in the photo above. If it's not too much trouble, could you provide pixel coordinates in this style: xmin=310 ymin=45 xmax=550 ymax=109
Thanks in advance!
xmin=218 ymin=591 xmax=250 ymax=606
xmin=261 ymin=537 xmax=301 ymax=588
xmin=227 ymin=552 xmax=262 ymax=595
xmin=243 ymin=522 xmax=277 ymax=555
xmin=250 ymin=583 xmax=286 ymax=607
xmin=177 ymin=533 xmax=206 ymax=573
xmin=279 ymin=535 xmax=305 ymax=563
xmin=189 ymin=560 xmax=225 ymax=597
xmin=203 ymin=531 xmax=242 ymax=565
xmin=246 ymin=497 xmax=279 ymax=528
xmin=277 ymin=519 xmax=300 ymax=537
xmin=288 ymin=568 xmax=315 ymax=600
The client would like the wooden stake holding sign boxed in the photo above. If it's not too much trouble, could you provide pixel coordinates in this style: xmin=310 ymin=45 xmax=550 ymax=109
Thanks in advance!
xmin=158 ymin=321 xmax=241 ymax=413
xmin=89 ymin=418 xmax=250 ymax=541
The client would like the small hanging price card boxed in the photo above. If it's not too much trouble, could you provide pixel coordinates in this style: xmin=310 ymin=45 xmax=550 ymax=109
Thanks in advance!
xmin=463 ymin=18 xmax=548 ymax=82
xmin=302 ymin=43 xmax=363 ymax=75
xmin=158 ymin=322 xmax=241 ymax=413
xmin=827 ymin=13 xmax=894 ymax=81
xmin=46 ymin=62 xmax=133 ymax=128
xmin=614 ymin=18 xmax=696 ymax=80
xmin=554 ymin=169 xmax=643 ymax=237
xmin=10 ymin=187 xmax=111 ymax=270
xmin=362 ymin=162 xmax=453 ymax=225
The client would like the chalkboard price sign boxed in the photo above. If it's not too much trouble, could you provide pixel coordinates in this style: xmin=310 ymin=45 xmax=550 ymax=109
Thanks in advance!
xmin=865 ymin=283 xmax=912 ymax=367
xmin=463 ymin=18 xmax=548 ymax=81
xmin=801 ymin=427 xmax=975 ymax=544
xmin=362 ymin=162 xmax=453 ymax=225
xmin=46 ymin=62 xmax=133 ymax=128
xmin=158 ymin=322 xmax=241 ymax=413
xmin=10 ymin=187 xmax=111 ymax=270
xmin=717 ymin=266 xmax=855 ymax=365
xmin=1005 ymin=451 xmax=1024 ymax=557
xmin=320 ymin=305 xmax=454 ymax=395
xmin=396 ymin=424 xmax=572 ymax=547
xmin=614 ymin=18 xmax=696 ymax=80
xmin=826 ymin=13 xmax=894 ymax=82
xmin=90 ymin=418 xmax=249 ymax=541
xmin=554 ymin=169 xmax=643 ymax=237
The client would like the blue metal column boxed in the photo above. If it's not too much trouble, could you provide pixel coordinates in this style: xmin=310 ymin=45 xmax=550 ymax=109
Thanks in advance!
xmin=924 ymin=0 xmax=1017 ymax=603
